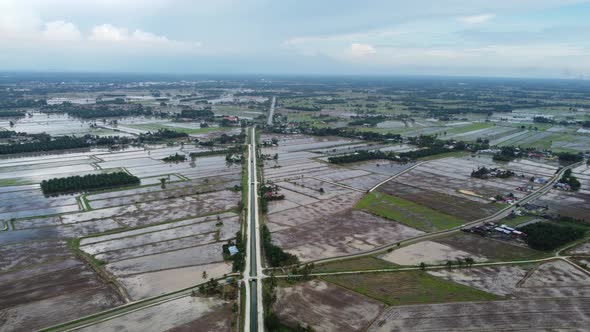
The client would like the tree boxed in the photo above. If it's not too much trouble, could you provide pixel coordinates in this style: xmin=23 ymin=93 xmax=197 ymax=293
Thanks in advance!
xmin=464 ymin=257 xmax=475 ymax=267
xmin=419 ymin=262 xmax=427 ymax=271
xmin=202 ymin=271 xmax=207 ymax=279
xmin=456 ymin=258 xmax=464 ymax=268
xmin=445 ymin=260 xmax=453 ymax=270
xmin=160 ymin=178 xmax=167 ymax=189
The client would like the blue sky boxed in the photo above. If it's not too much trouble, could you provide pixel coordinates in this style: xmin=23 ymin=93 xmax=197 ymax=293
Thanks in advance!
xmin=1 ymin=0 xmax=589 ymax=78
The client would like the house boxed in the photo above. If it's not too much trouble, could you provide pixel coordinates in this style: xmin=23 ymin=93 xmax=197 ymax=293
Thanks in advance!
xmin=534 ymin=177 xmax=548 ymax=184
xmin=223 ymin=116 xmax=239 ymax=122
xmin=228 ymin=246 xmax=239 ymax=256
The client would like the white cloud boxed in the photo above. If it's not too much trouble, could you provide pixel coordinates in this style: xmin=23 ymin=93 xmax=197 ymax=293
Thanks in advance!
xmin=89 ymin=24 xmax=129 ymax=42
xmin=350 ymin=43 xmax=377 ymax=56
xmin=42 ymin=20 xmax=81 ymax=41
xmin=457 ymin=14 xmax=495 ymax=25
xmin=88 ymin=24 xmax=200 ymax=48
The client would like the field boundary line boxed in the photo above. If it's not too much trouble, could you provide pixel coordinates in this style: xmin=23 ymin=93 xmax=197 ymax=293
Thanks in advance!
xmin=369 ymin=161 xmax=425 ymax=192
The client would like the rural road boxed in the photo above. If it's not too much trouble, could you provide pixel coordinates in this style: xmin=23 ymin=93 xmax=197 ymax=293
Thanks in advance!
xmin=243 ymin=126 xmax=265 ymax=331
xmin=278 ymin=255 xmax=590 ymax=279
xmin=266 ymin=160 xmax=586 ymax=270
xmin=266 ymin=97 xmax=276 ymax=126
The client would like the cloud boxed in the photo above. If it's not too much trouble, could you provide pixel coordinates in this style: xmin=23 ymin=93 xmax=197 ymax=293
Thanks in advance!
xmin=42 ymin=20 xmax=81 ymax=41
xmin=350 ymin=43 xmax=377 ymax=56
xmin=89 ymin=24 xmax=174 ymax=44
xmin=457 ymin=14 xmax=495 ymax=25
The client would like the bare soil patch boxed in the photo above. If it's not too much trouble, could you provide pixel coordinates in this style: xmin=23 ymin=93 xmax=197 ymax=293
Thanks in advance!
xmin=274 ymin=279 xmax=384 ymax=332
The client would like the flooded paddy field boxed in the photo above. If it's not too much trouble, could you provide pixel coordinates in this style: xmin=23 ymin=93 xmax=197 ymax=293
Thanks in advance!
xmin=378 ymin=156 xmax=558 ymax=222
xmin=435 ymin=232 xmax=545 ymax=261
xmin=262 ymin=134 xmax=428 ymax=261
xmin=379 ymin=240 xmax=488 ymax=266
xmin=0 ymin=240 xmax=123 ymax=331
xmin=0 ymin=125 xmax=244 ymax=329
xmin=274 ymin=279 xmax=384 ymax=332
xmin=368 ymin=297 xmax=590 ymax=331
xmin=428 ymin=260 xmax=590 ymax=299
xmin=77 ymin=295 xmax=234 ymax=332
xmin=272 ymin=209 xmax=423 ymax=261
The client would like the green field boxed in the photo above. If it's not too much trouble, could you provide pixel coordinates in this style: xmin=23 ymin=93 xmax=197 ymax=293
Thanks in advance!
xmin=356 ymin=192 xmax=464 ymax=232
xmin=323 ymin=271 xmax=499 ymax=306
xmin=313 ymin=256 xmax=398 ymax=273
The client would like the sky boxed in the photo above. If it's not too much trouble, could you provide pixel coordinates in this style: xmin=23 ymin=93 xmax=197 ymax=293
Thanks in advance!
xmin=1 ymin=0 xmax=590 ymax=79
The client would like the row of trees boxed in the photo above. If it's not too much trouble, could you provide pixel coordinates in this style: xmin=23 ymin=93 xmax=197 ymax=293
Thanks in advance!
xmin=0 ymin=111 xmax=26 ymax=117
xmin=162 ymin=153 xmax=186 ymax=163
xmin=328 ymin=150 xmax=396 ymax=164
xmin=261 ymin=225 xmax=299 ymax=267
xmin=0 ymin=136 xmax=89 ymax=155
xmin=41 ymin=171 xmax=140 ymax=195
xmin=138 ymin=129 xmax=188 ymax=142
xmin=0 ymin=98 xmax=46 ymax=109
xmin=42 ymin=103 xmax=159 ymax=119
xmin=471 ymin=167 xmax=515 ymax=179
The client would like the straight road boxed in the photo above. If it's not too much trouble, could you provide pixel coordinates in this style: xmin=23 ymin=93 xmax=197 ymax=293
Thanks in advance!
xmin=267 ymin=97 xmax=276 ymax=126
xmin=244 ymin=127 xmax=264 ymax=331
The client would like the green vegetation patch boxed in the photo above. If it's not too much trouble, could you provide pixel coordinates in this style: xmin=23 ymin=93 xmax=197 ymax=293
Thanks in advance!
xmin=356 ymin=192 xmax=464 ymax=232
xmin=313 ymin=256 xmax=398 ymax=273
xmin=323 ymin=271 xmax=499 ymax=306
xmin=519 ymin=222 xmax=589 ymax=251
xmin=41 ymin=171 xmax=140 ymax=195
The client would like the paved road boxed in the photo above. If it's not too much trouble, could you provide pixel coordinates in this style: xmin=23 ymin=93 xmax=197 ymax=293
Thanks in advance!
xmin=243 ymin=127 xmax=264 ymax=331
xmin=266 ymin=97 xmax=276 ymax=126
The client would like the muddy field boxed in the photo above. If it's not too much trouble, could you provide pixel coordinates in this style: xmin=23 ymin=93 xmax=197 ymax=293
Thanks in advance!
xmin=567 ymin=240 xmax=590 ymax=255
xmin=272 ymin=209 xmax=424 ymax=261
xmin=380 ymin=241 xmax=488 ymax=266
xmin=368 ymin=297 xmax=590 ymax=331
xmin=429 ymin=260 xmax=590 ymax=299
xmin=428 ymin=265 xmax=530 ymax=297
xmin=378 ymin=156 xmax=559 ymax=222
xmin=77 ymin=295 xmax=234 ymax=332
xmin=274 ymin=279 xmax=384 ymax=332
xmin=0 ymin=131 xmax=243 ymax=329
xmin=435 ymin=232 xmax=545 ymax=261
xmin=263 ymin=134 xmax=424 ymax=262
xmin=532 ymin=165 xmax=590 ymax=220
xmin=0 ymin=240 xmax=123 ymax=331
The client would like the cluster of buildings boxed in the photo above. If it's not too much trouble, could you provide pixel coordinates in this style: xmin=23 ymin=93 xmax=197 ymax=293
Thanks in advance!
xmin=463 ymin=222 xmax=527 ymax=238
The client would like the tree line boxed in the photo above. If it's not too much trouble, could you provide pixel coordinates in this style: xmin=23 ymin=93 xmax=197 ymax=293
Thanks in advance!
xmin=138 ymin=129 xmax=188 ymax=142
xmin=262 ymin=225 xmax=299 ymax=267
xmin=0 ymin=136 xmax=89 ymax=155
xmin=41 ymin=172 xmax=140 ymax=195
xmin=519 ymin=222 xmax=586 ymax=251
